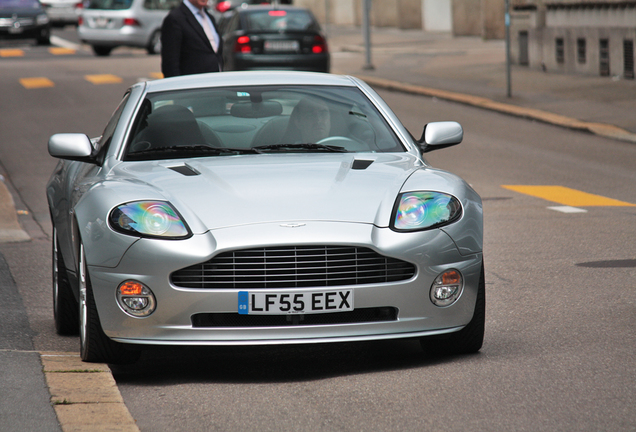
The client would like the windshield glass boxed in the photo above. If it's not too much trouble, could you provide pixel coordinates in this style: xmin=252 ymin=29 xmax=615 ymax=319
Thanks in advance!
xmin=244 ymin=9 xmax=317 ymax=32
xmin=0 ymin=0 xmax=40 ymax=8
xmin=124 ymin=85 xmax=404 ymax=161
xmin=85 ymin=0 xmax=132 ymax=10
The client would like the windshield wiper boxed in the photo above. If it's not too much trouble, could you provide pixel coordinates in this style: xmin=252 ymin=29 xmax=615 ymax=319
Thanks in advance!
xmin=252 ymin=143 xmax=348 ymax=153
xmin=127 ymin=144 xmax=260 ymax=159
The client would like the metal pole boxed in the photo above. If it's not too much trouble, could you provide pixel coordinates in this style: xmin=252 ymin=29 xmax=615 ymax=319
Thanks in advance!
xmin=505 ymin=0 xmax=512 ymax=97
xmin=362 ymin=0 xmax=374 ymax=70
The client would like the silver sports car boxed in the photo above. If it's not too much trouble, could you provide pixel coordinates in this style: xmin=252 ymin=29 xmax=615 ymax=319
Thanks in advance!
xmin=47 ymin=71 xmax=484 ymax=364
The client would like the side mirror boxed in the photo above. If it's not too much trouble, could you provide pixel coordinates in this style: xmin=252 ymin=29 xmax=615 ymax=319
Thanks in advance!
xmin=417 ymin=121 xmax=463 ymax=153
xmin=48 ymin=133 xmax=96 ymax=163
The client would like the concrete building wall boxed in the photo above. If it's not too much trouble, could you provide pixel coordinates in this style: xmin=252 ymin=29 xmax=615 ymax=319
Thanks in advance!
xmin=452 ymin=0 xmax=482 ymax=36
xmin=295 ymin=0 xmax=506 ymax=39
xmin=371 ymin=0 xmax=400 ymax=27
xmin=510 ymin=3 xmax=636 ymax=78
xmin=481 ymin=0 xmax=506 ymax=39
xmin=423 ymin=0 xmax=452 ymax=31
xmin=399 ymin=0 xmax=423 ymax=29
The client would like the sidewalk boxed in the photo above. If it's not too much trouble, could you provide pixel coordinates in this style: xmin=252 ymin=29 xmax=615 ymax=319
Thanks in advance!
xmin=326 ymin=25 xmax=636 ymax=143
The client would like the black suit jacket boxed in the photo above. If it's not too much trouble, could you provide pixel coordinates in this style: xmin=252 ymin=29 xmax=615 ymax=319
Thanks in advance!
xmin=161 ymin=3 xmax=224 ymax=78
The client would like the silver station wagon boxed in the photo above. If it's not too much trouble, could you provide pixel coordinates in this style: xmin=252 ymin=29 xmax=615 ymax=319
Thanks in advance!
xmin=78 ymin=0 xmax=179 ymax=56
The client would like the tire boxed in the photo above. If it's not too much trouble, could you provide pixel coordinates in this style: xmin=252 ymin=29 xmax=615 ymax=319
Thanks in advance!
xmin=92 ymin=45 xmax=113 ymax=56
xmin=420 ymin=261 xmax=485 ymax=355
xmin=147 ymin=30 xmax=161 ymax=55
xmin=36 ymin=27 xmax=51 ymax=45
xmin=52 ymin=227 xmax=79 ymax=335
xmin=79 ymin=243 xmax=140 ymax=364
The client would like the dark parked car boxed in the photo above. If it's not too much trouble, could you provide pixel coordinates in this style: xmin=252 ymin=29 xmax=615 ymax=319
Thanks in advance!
xmin=0 ymin=0 xmax=50 ymax=45
xmin=221 ymin=5 xmax=329 ymax=73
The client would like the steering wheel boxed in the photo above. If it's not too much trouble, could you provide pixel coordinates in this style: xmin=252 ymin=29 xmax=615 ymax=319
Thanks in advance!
xmin=317 ymin=136 xmax=368 ymax=151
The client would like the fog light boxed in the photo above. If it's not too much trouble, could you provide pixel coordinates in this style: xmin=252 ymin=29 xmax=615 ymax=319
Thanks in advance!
xmin=117 ymin=281 xmax=156 ymax=317
xmin=430 ymin=269 xmax=463 ymax=307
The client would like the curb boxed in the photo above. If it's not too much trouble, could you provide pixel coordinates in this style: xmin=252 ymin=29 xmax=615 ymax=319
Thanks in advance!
xmin=41 ymin=352 xmax=139 ymax=432
xmin=350 ymin=74 xmax=636 ymax=144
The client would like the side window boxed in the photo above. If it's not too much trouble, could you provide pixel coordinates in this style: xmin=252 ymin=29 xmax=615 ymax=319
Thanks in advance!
xmin=96 ymin=92 xmax=131 ymax=156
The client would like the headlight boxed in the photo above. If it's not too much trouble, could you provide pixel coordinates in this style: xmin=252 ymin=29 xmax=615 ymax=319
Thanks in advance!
xmin=391 ymin=191 xmax=462 ymax=231
xmin=109 ymin=200 xmax=191 ymax=239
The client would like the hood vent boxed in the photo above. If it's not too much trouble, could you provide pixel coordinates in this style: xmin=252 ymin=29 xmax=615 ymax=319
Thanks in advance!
xmin=352 ymin=159 xmax=374 ymax=170
xmin=168 ymin=164 xmax=200 ymax=176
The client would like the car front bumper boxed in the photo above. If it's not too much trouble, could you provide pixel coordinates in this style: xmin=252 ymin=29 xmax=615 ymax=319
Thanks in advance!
xmin=88 ymin=221 xmax=482 ymax=346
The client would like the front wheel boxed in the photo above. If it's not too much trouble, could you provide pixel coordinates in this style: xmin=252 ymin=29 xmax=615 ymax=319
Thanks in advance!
xmin=79 ymin=243 xmax=140 ymax=364
xmin=92 ymin=45 xmax=113 ymax=56
xmin=420 ymin=261 xmax=485 ymax=355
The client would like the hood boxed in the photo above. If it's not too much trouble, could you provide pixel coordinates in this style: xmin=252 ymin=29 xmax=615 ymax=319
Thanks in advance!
xmin=113 ymin=153 xmax=424 ymax=232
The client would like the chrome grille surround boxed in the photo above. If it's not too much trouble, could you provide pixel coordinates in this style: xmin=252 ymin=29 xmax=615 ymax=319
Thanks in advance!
xmin=171 ymin=246 xmax=416 ymax=289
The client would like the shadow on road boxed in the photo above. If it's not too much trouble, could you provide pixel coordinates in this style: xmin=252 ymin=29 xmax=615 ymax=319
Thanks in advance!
xmin=110 ymin=339 xmax=480 ymax=385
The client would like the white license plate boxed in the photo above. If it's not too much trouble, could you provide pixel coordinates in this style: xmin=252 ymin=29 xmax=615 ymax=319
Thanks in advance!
xmin=9 ymin=27 xmax=24 ymax=34
xmin=264 ymin=40 xmax=299 ymax=52
xmin=238 ymin=290 xmax=353 ymax=315
xmin=94 ymin=17 xmax=109 ymax=28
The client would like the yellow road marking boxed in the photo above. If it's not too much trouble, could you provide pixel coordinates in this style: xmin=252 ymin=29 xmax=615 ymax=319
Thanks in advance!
xmin=0 ymin=49 xmax=24 ymax=57
xmin=502 ymin=185 xmax=636 ymax=207
xmin=49 ymin=47 xmax=76 ymax=55
xmin=19 ymin=77 xmax=54 ymax=89
xmin=149 ymin=72 xmax=164 ymax=79
xmin=85 ymin=74 xmax=123 ymax=84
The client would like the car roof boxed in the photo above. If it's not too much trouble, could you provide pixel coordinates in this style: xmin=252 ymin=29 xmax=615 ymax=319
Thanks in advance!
xmin=143 ymin=71 xmax=359 ymax=93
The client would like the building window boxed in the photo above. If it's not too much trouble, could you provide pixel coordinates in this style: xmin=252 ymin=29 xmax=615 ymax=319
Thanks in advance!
xmin=624 ymin=40 xmax=634 ymax=80
xmin=556 ymin=38 xmax=564 ymax=64
xmin=600 ymin=39 xmax=610 ymax=76
xmin=577 ymin=38 xmax=586 ymax=64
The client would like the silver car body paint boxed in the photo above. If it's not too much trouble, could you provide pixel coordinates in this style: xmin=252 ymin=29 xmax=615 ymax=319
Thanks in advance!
xmin=47 ymin=71 xmax=483 ymax=347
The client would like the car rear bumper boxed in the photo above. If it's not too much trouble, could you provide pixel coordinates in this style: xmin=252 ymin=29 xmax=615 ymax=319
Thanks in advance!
xmin=78 ymin=26 xmax=149 ymax=47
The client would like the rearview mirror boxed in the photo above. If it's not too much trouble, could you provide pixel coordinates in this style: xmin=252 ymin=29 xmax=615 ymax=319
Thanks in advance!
xmin=417 ymin=121 xmax=463 ymax=153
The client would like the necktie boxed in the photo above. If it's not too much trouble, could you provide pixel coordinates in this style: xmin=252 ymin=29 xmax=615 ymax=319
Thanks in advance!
xmin=198 ymin=10 xmax=219 ymax=52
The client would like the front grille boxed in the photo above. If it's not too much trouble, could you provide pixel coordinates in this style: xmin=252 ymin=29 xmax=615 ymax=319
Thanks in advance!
xmin=191 ymin=307 xmax=398 ymax=327
xmin=171 ymin=246 xmax=416 ymax=289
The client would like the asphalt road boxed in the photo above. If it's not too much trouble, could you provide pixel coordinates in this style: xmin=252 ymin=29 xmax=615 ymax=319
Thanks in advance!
xmin=1 ymin=27 xmax=635 ymax=431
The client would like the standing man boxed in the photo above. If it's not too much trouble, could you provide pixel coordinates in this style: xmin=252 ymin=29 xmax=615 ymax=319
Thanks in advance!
xmin=161 ymin=0 xmax=223 ymax=78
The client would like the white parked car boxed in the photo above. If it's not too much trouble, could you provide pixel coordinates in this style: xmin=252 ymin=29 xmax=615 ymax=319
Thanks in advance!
xmin=78 ymin=0 xmax=180 ymax=56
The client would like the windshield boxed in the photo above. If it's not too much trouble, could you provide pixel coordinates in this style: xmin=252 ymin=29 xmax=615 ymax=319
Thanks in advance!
xmin=244 ymin=9 xmax=318 ymax=32
xmin=85 ymin=0 xmax=132 ymax=10
xmin=124 ymin=85 xmax=404 ymax=161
